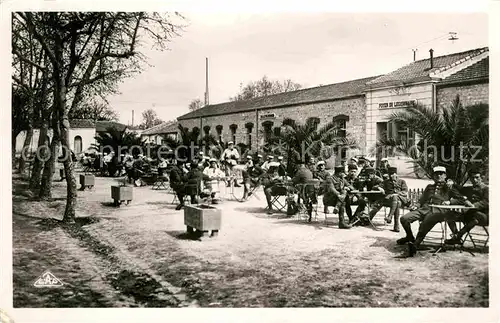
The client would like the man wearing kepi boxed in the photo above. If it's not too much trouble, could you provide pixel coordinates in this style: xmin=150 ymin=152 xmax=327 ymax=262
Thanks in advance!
xmin=445 ymin=168 xmax=489 ymax=245
xmin=323 ymin=165 xmax=353 ymax=229
xmin=353 ymin=166 xmax=384 ymax=224
xmin=398 ymin=166 xmax=465 ymax=257
xmin=366 ymin=166 xmax=409 ymax=232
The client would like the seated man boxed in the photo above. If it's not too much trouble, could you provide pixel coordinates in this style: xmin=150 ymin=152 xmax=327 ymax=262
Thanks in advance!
xmin=323 ymin=166 xmax=354 ymax=229
xmin=264 ymin=165 xmax=288 ymax=214
xmin=169 ymin=160 xmax=187 ymax=210
xmin=351 ymin=167 xmax=385 ymax=224
xmin=366 ymin=166 xmax=409 ymax=232
xmin=445 ymin=169 xmax=489 ymax=245
xmin=203 ymin=158 xmax=225 ymax=199
xmin=344 ymin=164 xmax=362 ymax=218
xmin=277 ymin=156 xmax=287 ymax=178
xmin=314 ymin=160 xmax=332 ymax=213
xmin=185 ymin=162 xmax=211 ymax=204
xmin=398 ymin=166 xmax=466 ymax=257
xmin=242 ymin=157 xmax=264 ymax=200
xmin=291 ymin=159 xmax=316 ymax=221
xmin=378 ymin=158 xmax=390 ymax=180
xmin=261 ymin=155 xmax=274 ymax=173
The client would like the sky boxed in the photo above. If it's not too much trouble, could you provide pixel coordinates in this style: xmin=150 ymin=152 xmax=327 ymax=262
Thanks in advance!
xmin=106 ymin=12 xmax=488 ymax=126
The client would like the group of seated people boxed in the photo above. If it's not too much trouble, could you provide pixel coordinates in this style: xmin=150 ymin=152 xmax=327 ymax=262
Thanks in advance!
xmin=167 ymin=149 xmax=488 ymax=257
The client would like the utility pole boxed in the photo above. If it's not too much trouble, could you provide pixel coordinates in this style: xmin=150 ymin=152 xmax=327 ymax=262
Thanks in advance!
xmin=204 ymin=57 xmax=209 ymax=106
xmin=132 ymin=110 xmax=134 ymax=127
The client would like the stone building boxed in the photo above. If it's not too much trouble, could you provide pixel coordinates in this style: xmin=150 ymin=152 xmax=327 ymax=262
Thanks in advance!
xmin=364 ymin=47 xmax=488 ymax=173
xmin=177 ymin=76 xmax=379 ymax=160
xmin=140 ymin=121 xmax=179 ymax=145
xmin=175 ymin=47 xmax=489 ymax=175
xmin=15 ymin=120 xmax=130 ymax=156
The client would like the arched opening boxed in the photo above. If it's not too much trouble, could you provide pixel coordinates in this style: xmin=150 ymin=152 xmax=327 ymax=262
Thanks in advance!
xmin=74 ymin=135 xmax=83 ymax=154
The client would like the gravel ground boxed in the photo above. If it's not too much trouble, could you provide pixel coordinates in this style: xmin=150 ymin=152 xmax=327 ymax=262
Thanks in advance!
xmin=12 ymin=172 xmax=488 ymax=307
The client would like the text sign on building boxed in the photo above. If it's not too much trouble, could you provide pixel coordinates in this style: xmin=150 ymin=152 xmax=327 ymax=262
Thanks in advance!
xmin=379 ymin=100 xmax=416 ymax=109
xmin=260 ymin=113 xmax=276 ymax=119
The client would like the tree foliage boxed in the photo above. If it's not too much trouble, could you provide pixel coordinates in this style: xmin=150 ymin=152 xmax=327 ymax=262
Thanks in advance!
xmin=375 ymin=96 xmax=489 ymax=185
xmin=139 ymin=108 xmax=164 ymax=129
xmin=229 ymin=76 xmax=302 ymax=101
xmin=188 ymin=98 xmax=203 ymax=111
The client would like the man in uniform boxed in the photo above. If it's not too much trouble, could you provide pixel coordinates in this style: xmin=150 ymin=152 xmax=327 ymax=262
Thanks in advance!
xmin=378 ymin=158 xmax=390 ymax=179
xmin=445 ymin=169 xmax=489 ymax=245
xmin=323 ymin=166 xmax=354 ymax=229
xmin=170 ymin=160 xmax=188 ymax=210
xmin=292 ymin=159 xmax=315 ymax=222
xmin=242 ymin=157 xmax=265 ymax=200
xmin=256 ymin=154 xmax=264 ymax=167
xmin=277 ymin=156 xmax=287 ymax=178
xmin=344 ymin=164 xmax=361 ymax=219
xmin=313 ymin=160 xmax=331 ymax=214
xmin=397 ymin=166 xmax=465 ymax=256
xmin=261 ymin=155 xmax=274 ymax=172
xmin=264 ymin=164 xmax=287 ymax=214
xmin=366 ymin=166 xmax=409 ymax=232
xmin=352 ymin=167 xmax=384 ymax=225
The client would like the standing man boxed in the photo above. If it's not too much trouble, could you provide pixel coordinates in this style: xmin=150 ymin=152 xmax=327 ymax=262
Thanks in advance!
xmin=366 ymin=167 xmax=409 ymax=232
xmin=397 ymin=166 xmax=465 ymax=256
xmin=292 ymin=159 xmax=315 ymax=222
xmin=221 ymin=141 xmax=240 ymax=187
xmin=323 ymin=166 xmax=354 ymax=229
xmin=445 ymin=169 xmax=488 ymax=245
xmin=314 ymin=160 xmax=332 ymax=214
xmin=170 ymin=160 xmax=187 ymax=210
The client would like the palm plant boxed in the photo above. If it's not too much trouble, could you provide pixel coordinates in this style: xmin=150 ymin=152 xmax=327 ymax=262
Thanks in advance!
xmin=92 ymin=126 xmax=144 ymax=155
xmin=162 ymin=125 xmax=222 ymax=161
xmin=265 ymin=117 xmax=358 ymax=175
xmin=375 ymin=96 xmax=488 ymax=185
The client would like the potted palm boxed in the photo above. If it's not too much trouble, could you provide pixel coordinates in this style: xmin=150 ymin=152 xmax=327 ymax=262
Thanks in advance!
xmin=111 ymin=176 xmax=133 ymax=206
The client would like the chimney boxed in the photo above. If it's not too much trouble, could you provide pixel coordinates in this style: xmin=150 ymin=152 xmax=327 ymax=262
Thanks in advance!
xmin=429 ymin=49 xmax=434 ymax=69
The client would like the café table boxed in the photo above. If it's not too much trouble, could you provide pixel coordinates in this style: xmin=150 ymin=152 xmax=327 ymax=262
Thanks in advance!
xmin=349 ymin=190 xmax=385 ymax=230
xmin=428 ymin=204 xmax=475 ymax=254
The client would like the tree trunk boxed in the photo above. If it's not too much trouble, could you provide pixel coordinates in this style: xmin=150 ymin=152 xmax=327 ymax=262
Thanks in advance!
xmin=59 ymin=85 xmax=77 ymax=224
xmin=39 ymin=135 xmax=58 ymax=200
xmin=18 ymin=128 xmax=34 ymax=174
xmin=29 ymin=123 xmax=49 ymax=190
xmin=12 ymin=131 xmax=19 ymax=169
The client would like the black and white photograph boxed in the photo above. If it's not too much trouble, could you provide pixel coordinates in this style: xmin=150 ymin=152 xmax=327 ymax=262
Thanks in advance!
xmin=1 ymin=1 xmax=498 ymax=321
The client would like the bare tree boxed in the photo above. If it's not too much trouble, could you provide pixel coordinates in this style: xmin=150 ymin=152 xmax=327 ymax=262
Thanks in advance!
xmin=69 ymin=100 xmax=119 ymax=121
xmin=140 ymin=108 xmax=164 ymax=129
xmin=188 ymin=98 xmax=203 ymax=111
xmin=229 ymin=76 xmax=302 ymax=101
xmin=15 ymin=12 xmax=185 ymax=222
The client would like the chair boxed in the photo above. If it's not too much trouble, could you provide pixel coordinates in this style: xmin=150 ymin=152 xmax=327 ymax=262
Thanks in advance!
xmin=462 ymin=225 xmax=489 ymax=253
xmin=268 ymin=184 xmax=289 ymax=212
xmin=296 ymin=180 xmax=321 ymax=222
xmin=152 ymin=169 xmax=169 ymax=190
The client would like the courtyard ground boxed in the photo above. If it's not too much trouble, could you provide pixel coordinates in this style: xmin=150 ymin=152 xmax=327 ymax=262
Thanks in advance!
xmin=12 ymin=172 xmax=489 ymax=307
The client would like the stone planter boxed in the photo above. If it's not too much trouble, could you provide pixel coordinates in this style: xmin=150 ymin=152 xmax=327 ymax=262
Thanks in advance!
xmin=184 ymin=204 xmax=222 ymax=237
xmin=111 ymin=185 xmax=133 ymax=207
xmin=79 ymin=174 xmax=95 ymax=190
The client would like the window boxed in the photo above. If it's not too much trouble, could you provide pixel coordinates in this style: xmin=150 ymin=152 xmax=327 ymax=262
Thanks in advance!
xmin=216 ymin=125 xmax=223 ymax=143
xmin=203 ymin=126 xmax=210 ymax=136
xmin=74 ymin=135 xmax=82 ymax=154
xmin=262 ymin=121 xmax=274 ymax=142
xmin=273 ymin=127 xmax=281 ymax=137
xmin=245 ymin=122 xmax=254 ymax=150
xmin=229 ymin=124 xmax=238 ymax=144
xmin=333 ymin=115 xmax=349 ymax=138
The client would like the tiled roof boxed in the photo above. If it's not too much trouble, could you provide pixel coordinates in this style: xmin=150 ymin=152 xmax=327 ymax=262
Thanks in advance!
xmin=441 ymin=56 xmax=489 ymax=83
xmin=367 ymin=47 xmax=488 ymax=87
xmin=141 ymin=121 xmax=179 ymax=135
xmin=177 ymin=75 xmax=380 ymax=120
xmin=69 ymin=119 xmax=95 ymax=128
xmin=95 ymin=120 xmax=128 ymax=132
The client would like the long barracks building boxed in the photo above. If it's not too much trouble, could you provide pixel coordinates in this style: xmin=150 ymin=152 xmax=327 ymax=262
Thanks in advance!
xmin=176 ymin=47 xmax=489 ymax=175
